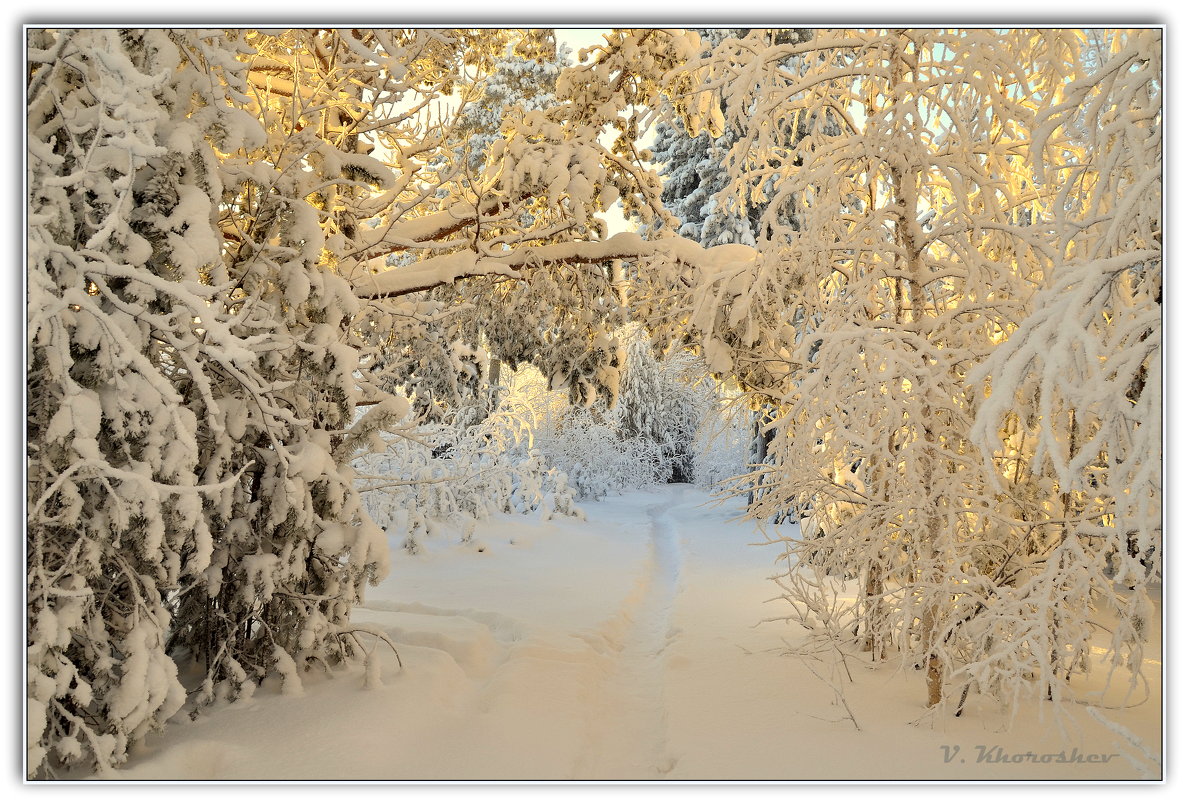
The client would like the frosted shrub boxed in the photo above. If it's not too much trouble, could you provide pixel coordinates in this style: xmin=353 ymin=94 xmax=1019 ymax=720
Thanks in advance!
xmin=535 ymin=407 xmax=668 ymax=501
xmin=355 ymin=401 xmax=583 ymax=553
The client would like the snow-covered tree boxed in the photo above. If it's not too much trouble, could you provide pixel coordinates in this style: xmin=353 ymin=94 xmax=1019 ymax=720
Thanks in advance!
xmin=27 ymin=28 xmax=213 ymax=777
xmin=651 ymin=28 xmax=1160 ymax=713
xmin=968 ymin=28 xmax=1162 ymax=698
xmin=615 ymin=327 xmax=712 ymax=484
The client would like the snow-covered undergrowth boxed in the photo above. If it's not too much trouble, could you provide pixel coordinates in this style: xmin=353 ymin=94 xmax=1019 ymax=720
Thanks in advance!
xmin=531 ymin=406 xmax=668 ymax=500
xmin=354 ymin=403 xmax=584 ymax=555
xmin=353 ymin=351 xmax=751 ymax=563
xmin=505 ymin=355 xmax=751 ymax=501
xmin=106 ymin=486 xmax=1161 ymax=781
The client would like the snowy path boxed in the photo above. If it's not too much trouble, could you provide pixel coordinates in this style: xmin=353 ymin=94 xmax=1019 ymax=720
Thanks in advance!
xmin=110 ymin=486 xmax=1162 ymax=782
xmin=573 ymin=490 xmax=684 ymax=778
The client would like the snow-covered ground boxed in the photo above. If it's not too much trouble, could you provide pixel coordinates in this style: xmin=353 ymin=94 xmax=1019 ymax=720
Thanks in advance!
xmin=109 ymin=486 xmax=1161 ymax=782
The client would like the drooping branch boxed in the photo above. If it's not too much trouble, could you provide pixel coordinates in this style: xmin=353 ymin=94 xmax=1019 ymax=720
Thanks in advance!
xmin=351 ymin=232 xmax=759 ymax=300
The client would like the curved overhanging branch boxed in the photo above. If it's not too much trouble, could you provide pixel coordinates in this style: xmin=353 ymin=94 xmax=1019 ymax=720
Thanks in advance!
xmin=350 ymin=232 xmax=760 ymax=300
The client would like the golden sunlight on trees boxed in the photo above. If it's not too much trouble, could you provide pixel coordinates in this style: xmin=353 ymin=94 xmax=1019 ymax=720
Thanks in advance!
xmin=27 ymin=27 xmax=1159 ymax=778
xmin=642 ymin=28 xmax=1159 ymax=710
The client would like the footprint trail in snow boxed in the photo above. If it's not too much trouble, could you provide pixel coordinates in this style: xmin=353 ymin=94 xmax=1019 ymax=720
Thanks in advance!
xmin=573 ymin=486 xmax=685 ymax=779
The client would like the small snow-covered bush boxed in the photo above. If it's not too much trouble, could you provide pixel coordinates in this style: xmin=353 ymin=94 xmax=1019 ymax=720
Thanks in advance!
xmin=534 ymin=406 xmax=668 ymax=500
xmin=498 ymin=362 xmax=667 ymax=500
xmin=355 ymin=399 xmax=583 ymax=553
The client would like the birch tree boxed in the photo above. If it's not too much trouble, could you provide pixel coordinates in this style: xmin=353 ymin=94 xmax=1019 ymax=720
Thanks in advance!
xmin=651 ymin=27 xmax=1160 ymax=713
xmin=969 ymin=28 xmax=1162 ymax=704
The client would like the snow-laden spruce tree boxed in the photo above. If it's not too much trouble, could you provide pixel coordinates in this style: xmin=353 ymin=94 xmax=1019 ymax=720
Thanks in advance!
xmin=27 ymin=28 xmax=207 ymax=777
xmin=452 ymin=31 xmax=570 ymax=173
xmin=161 ymin=29 xmax=416 ymax=715
xmin=645 ymin=28 xmax=1160 ymax=713
xmin=615 ymin=326 xmax=713 ymax=484
xmin=26 ymin=28 xmax=411 ymax=777
xmin=650 ymin=28 xmax=812 ymax=249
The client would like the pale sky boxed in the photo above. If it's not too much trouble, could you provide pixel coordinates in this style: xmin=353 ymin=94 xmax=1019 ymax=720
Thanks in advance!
xmin=555 ymin=28 xmax=611 ymax=58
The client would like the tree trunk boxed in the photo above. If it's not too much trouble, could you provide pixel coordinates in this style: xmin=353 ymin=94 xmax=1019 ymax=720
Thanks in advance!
xmin=862 ymin=560 xmax=886 ymax=659
xmin=747 ymin=405 xmax=774 ymax=508
xmin=920 ymin=558 xmax=945 ymax=706
xmin=926 ymin=653 xmax=944 ymax=707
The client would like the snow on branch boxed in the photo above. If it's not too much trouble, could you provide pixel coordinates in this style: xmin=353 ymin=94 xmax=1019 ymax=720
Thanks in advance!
xmin=352 ymin=232 xmax=760 ymax=299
